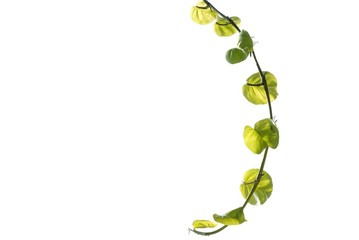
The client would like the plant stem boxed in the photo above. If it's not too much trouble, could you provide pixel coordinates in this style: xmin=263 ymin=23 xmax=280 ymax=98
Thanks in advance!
xmin=252 ymin=51 xmax=273 ymax=120
xmin=242 ymin=147 xmax=269 ymax=208
xmin=189 ymin=225 xmax=228 ymax=236
xmin=203 ymin=0 xmax=241 ymax=33
xmin=189 ymin=0 xmax=274 ymax=236
xmin=189 ymin=147 xmax=269 ymax=236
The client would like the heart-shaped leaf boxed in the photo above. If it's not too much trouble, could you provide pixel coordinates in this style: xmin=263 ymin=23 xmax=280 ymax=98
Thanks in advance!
xmin=240 ymin=169 xmax=273 ymax=205
xmin=254 ymin=118 xmax=279 ymax=149
xmin=214 ymin=17 xmax=240 ymax=36
xmin=243 ymin=126 xmax=267 ymax=154
xmin=191 ymin=1 xmax=217 ymax=25
xmin=213 ymin=207 xmax=246 ymax=225
xmin=242 ymin=72 xmax=278 ymax=105
xmin=226 ymin=48 xmax=248 ymax=64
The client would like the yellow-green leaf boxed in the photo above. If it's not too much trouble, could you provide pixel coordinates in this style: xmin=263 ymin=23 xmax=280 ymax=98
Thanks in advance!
xmin=213 ymin=207 xmax=246 ymax=225
xmin=191 ymin=2 xmax=217 ymax=25
xmin=213 ymin=17 xmax=240 ymax=37
xmin=192 ymin=220 xmax=217 ymax=229
xmin=242 ymin=72 xmax=278 ymax=105
xmin=240 ymin=169 xmax=273 ymax=205
xmin=243 ymin=126 xmax=267 ymax=154
xmin=254 ymin=118 xmax=279 ymax=149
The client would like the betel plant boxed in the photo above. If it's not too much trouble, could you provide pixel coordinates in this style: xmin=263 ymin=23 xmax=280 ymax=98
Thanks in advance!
xmin=188 ymin=0 xmax=279 ymax=236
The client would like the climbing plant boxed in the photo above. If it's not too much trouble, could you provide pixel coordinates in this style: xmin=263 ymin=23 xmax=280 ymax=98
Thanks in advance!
xmin=189 ymin=0 xmax=279 ymax=236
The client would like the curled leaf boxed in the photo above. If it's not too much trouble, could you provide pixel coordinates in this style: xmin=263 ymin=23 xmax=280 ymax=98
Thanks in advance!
xmin=192 ymin=220 xmax=217 ymax=229
xmin=191 ymin=1 xmax=217 ymax=25
xmin=214 ymin=17 xmax=241 ymax=36
xmin=213 ymin=207 xmax=246 ymax=225
xmin=254 ymin=118 xmax=279 ymax=149
xmin=242 ymin=72 xmax=278 ymax=105
xmin=237 ymin=30 xmax=253 ymax=54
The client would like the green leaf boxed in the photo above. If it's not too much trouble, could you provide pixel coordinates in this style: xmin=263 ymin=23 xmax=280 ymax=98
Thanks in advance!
xmin=213 ymin=17 xmax=240 ymax=37
xmin=254 ymin=118 xmax=279 ymax=149
xmin=240 ymin=169 xmax=273 ymax=205
xmin=213 ymin=207 xmax=246 ymax=225
xmin=225 ymin=48 xmax=248 ymax=64
xmin=192 ymin=220 xmax=217 ymax=229
xmin=237 ymin=30 xmax=253 ymax=54
xmin=243 ymin=126 xmax=267 ymax=154
xmin=191 ymin=2 xmax=217 ymax=25
xmin=242 ymin=72 xmax=278 ymax=105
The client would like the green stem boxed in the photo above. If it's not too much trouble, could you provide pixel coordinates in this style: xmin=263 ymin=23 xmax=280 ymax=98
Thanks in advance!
xmin=242 ymin=147 xmax=269 ymax=208
xmin=189 ymin=147 xmax=269 ymax=236
xmin=203 ymin=0 xmax=241 ymax=32
xmin=189 ymin=0 xmax=274 ymax=236
xmin=188 ymin=225 xmax=228 ymax=236
xmin=252 ymin=51 xmax=273 ymax=120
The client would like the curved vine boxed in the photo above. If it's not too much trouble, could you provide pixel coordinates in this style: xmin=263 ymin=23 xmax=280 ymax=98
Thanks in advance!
xmin=189 ymin=0 xmax=279 ymax=236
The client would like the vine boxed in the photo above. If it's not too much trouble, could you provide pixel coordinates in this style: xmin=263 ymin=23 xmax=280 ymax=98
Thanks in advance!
xmin=188 ymin=0 xmax=279 ymax=236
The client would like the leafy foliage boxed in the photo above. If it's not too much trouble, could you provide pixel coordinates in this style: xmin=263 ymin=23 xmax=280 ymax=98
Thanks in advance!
xmin=225 ymin=48 xmax=248 ymax=64
xmin=213 ymin=207 xmax=246 ymax=225
xmin=188 ymin=0 xmax=279 ymax=236
xmin=244 ymin=118 xmax=279 ymax=154
xmin=214 ymin=17 xmax=241 ymax=36
xmin=191 ymin=1 xmax=217 ymax=25
xmin=237 ymin=30 xmax=253 ymax=54
xmin=255 ymin=118 xmax=279 ymax=149
xmin=192 ymin=220 xmax=217 ymax=229
xmin=240 ymin=169 xmax=273 ymax=205
xmin=243 ymin=125 xmax=267 ymax=154
xmin=242 ymin=72 xmax=278 ymax=104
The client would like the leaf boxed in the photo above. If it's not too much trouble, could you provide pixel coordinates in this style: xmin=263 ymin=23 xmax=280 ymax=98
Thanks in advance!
xmin=237 ymin=30 xmax=253 ymax=54
xmin=191 ymin=2 xmax=217 ymax=25
xmin=240 ymin=169 xmax=273 ymax=205
xmin=192 ymin=220 xmax=217 ymax=229
xmin=213 ymin=17 xmax=241 ymax=37
xmin=225 ymin=48 xmax=248 ymax=64
xmin=243 ymin=126 xmax=267 ymax=154
xmin=242 ymin=72 xmax=278 ymax=105
xmin=213 ymin=207 xmax=246 ymax=225
xmin=254 ymin=118 xmax=279 ymax=149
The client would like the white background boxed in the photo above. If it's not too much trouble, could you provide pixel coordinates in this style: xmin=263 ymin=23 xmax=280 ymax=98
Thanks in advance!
xmin=1 ymin=0 xmax=359 ymax=239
